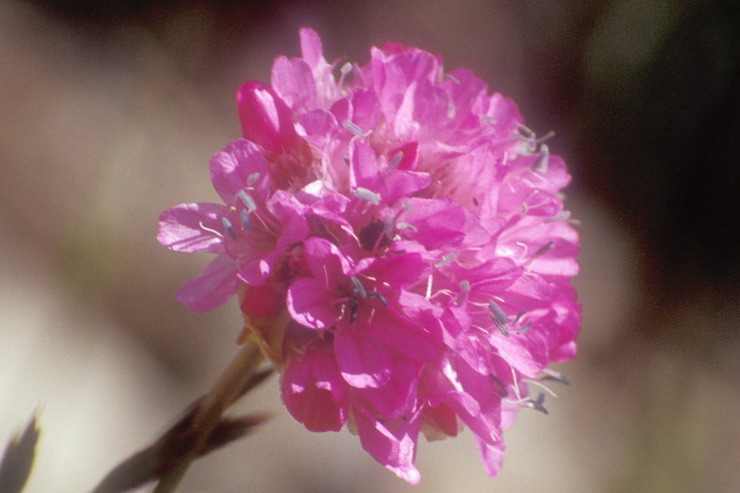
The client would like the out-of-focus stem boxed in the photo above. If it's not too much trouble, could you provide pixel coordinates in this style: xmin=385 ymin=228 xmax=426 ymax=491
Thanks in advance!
xmin=153 ymin=343 xmax=263 ymax=493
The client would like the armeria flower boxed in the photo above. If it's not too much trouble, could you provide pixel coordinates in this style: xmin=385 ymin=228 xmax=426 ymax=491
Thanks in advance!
xmin=158 ymin=28 xmax=581 ymax=484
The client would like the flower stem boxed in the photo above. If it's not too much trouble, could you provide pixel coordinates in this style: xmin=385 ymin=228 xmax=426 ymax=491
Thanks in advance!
xmin=153 ymin=343 xmax=263 ymax=493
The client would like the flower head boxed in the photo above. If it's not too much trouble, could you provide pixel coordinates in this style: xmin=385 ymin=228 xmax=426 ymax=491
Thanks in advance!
xmin=158 ymin=28 xmax=581 ymax=484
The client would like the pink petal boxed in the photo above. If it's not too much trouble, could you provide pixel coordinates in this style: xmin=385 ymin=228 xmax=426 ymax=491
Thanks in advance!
xmin=334 ymin=326 xmax=392 ymax=388
xmin=175 ymin=255 xmax=238 ymax=311
xmin=272 ymin=56 xmax=318 ymax=112
xmin=287 ymin=278 xmax=339 ymax=329
xmin=302 ymin=236 xmax=352 ymax=282
xmin=361 ymin=305 xmax=441 ymax=363
xmin=299 ymin=27 xmax=324 ymax=68
xmin=353 ymin=402 xmax=422 ymax=485
xmin=282 ymin=347 xmax=348 ymax=432
xmin=491 ymin=329 xmax=549 ymax=378
xmin=349 ymin=141 xmax=381 ymax=189
xmin=362 ymin=358 xmax=420 ymax=419
xmin=364 ymin=252 xmax=429 ymax=287
xmin=157 ymin=203 xmax=228 ymax=253
xmin=474 ymin=436 xmax=506 ymax=477
xmin=396 ymin=198 xmax=466 ymax=249
xmin=240 ymin=282 xmax=284 ymax=319
xmin=388 ymin=141 xmax=419 ymax=171
xmin=236 ymin=81 xmax=301 ymax=155
xmin=209 ymin=139 xmax=269 ymax=205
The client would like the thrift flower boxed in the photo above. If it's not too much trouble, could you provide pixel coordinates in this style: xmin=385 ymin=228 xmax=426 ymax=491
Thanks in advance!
xmin=158 ymin=28 xmax=581 ymax=484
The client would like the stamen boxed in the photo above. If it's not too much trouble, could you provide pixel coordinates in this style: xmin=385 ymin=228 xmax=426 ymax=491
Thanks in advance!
xmin=540 ymin=369 xmax=571 ymax=386
xmin=532 ymin=143 xmax=550 ymax=173
xmin=350 ymin=276 xmax=367 ymax=298
xmin=435 ymin=251 xmax=459 ymax=267
xmin=198 ymin=221 xmax=223 ymax=238
xmin=340 ymin=62 xmax=353 ymax=76
xmin=536 ymin=130 xmax=556 ymax=143
xmin=342 ymin=119 xmax=366 ymax=137
xmin=545 ymin=210 xmax=571 ymax=223
xmin=349 ymin=298 xmax=359 ymax=323
xmin=445 ymin=73 xmax=461 ymax=84
xmin=354 ymin=187 xmax=381 ymax=205
xmin=515 ymin=241 xmax=529 ymax=257
xmin=396 ymin=222 xmax=418 ymax=233
xmin=239 ymin=209 xmax=252 ymax=230
xmin=389 ymin=151 xmax=403 ymax=169
xmin=489 ymin=375 xmax=509 ymax=397
xmin=534 ymin=241 xmax=555 ymax=257
xmin=517 ymin=124 xmax=535 ymax=139
xmin=518 ymin=322 xmax=533 ymax=335
xmin=488 ymin=300 xmax=509 ymax=336
xmin=510 ymin=366 xmax=523 ymax=401
xmin=246 ymin=172 xmax=261 ymax=185
xmin=518 ymin=125 xmax=555 ymax=154
xmin=384 ymin=216 xmax=395 ymax=239
xmin=528 ymin=392 xmax=549 ymax=415
xmin=367 ymin=291 xmax=388 ymax=306
xmin=238 ymin=190 xmax=257 ymax=212
xmin=221 ymin=217 xmax=237 ymax=240
xmin=456 ymin=280 xmax=470 ymax=306
xmin=524 ymin=379 xmax=559 ymax=398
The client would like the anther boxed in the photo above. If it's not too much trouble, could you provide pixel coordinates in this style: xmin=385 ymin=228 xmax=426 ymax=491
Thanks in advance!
xmin=445 ymin=73 xmax=461 ymax=84
xmin=367 ymin=291 xmax=388 ymax=306
xmin=545 ymin=210 xmax=571 ymax=223
xmin=534 ymin=241 xmax=555 ymax=257
xmin=238 ymin=190 xmax=257 ymax=212
xmin=350 ymin=276 xmax=367 ymax=298
xmin=541 ymin=369 xmax=571 ymax=386
xmin=489 ymin=375 xmax=509 ymax=397
xmin=354 ymin=187 xmax=381 ymax=205
xmin=518 ymin=322 xmax=533 ymax=335
xmin=435 ymin=251 xmax=459 ymax=267
xmin=529 ymin=392 xmax=549 ymax=415
xmin=247 ymin=172 xmax=261 ymax=185
xmin=221 ymin=217 xmax=237 ymax=240
xmin=396 ymin=222 xmax=418 ymax=233
xmin=488 ymin=300 xmax=509 ymax=336
xmin=349 ymin=298 xmax=359 ymax=323
xmin=342 ymin=119 xmax=365 ymax=137
xmin=532 ymin=143 xmax=549 ymax=173
xmin=239 ymin=209 xmax=252 ymax=230
xmin=456 ymin=280 xmax=471 ymax=306
xmin=389 ymin=151 xmax=404 ymax=169
xmin=384 ymin=216 xmax=395 ymax=239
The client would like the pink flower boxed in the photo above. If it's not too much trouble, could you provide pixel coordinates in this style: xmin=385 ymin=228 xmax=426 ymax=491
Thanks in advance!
xmin=158 ymin=28 xmax=581 ymax=484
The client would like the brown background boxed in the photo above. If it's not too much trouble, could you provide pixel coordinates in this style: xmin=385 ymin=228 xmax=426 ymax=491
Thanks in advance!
xmin=1 ymin=0 xmax=738 ymax=491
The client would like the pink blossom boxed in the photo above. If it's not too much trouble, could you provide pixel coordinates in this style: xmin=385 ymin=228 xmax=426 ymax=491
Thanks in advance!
xmin=158 ymin=28 xmax=581 ymax=484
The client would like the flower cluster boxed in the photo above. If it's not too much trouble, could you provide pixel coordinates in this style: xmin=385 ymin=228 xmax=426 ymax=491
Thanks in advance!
xmin=158 ymin=28 xmax=580 ymax=484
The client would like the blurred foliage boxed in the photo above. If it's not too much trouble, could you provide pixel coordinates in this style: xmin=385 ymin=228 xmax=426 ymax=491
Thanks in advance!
xmin=580 ymin=0 xmax=740 ymax=365
xmin=0 ymin=416 xmax=40 ymax=493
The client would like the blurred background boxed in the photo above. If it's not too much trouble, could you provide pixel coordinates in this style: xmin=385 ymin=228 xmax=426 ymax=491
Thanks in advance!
xmin=1 ymin=0 xmax=738 ymax=491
